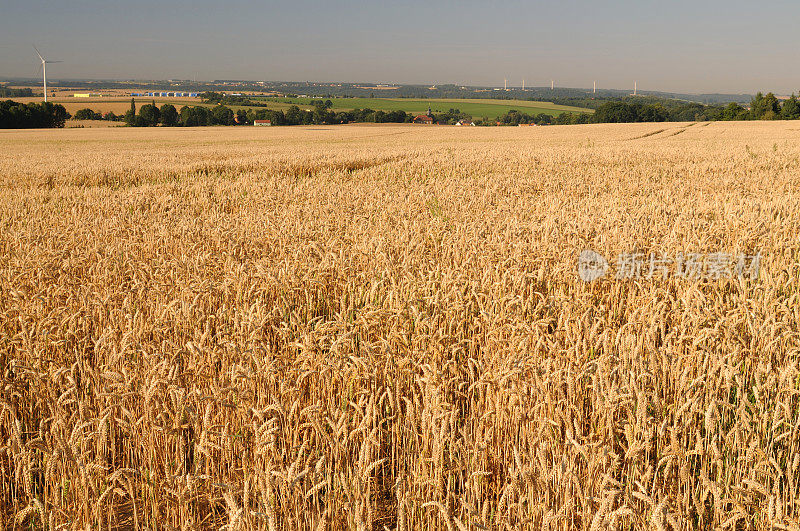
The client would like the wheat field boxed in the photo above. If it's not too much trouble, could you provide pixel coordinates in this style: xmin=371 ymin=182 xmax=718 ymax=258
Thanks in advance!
xmin=1 ymin=122 xmax=800 ymax=530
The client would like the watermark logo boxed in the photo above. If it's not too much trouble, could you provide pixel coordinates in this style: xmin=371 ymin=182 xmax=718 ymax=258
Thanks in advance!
xmin=578 ymin=250 xmax=610 ymax=282
xmin=578 ymin=250 xmax=760 ymax=282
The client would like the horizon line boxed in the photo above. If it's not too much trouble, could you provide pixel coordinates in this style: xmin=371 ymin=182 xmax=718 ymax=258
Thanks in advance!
xmin=0 ymin=77 xmax=760 ymax=97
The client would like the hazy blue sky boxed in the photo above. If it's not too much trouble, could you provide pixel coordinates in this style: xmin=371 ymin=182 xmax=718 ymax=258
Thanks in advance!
xmin=1 ymin=0 xmax=799 ymax=94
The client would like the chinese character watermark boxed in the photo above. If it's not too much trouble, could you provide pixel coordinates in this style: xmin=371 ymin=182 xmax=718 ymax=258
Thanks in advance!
xmin=578 ymin=250 xmax=609 ymax=282
xmin=578 ymin=250 xmax=760 ymax=282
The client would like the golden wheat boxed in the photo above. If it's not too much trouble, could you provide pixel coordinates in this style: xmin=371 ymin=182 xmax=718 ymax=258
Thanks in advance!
xmin=1 ymin=121 xmax=800 ymax=529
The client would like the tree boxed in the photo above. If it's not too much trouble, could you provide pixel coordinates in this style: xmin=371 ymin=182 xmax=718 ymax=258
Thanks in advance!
xmin=334 ymin=111 xmax=352 ymax=124
xmin=200 ymin=91 xmax=224 ymax=103
xmin=285 ymin=105 xmax=303 ymax=125
xmin=124 ymin=98 xmax=137 ymax=126
xmin=41 ymin=102 xmax=70 ymax=127
xmin=235 ymin=109 xmax=248 ymax=125
xmin=312 ymin=102 xmax=334 ymax=124
xmin=74 ymin=108 xmax=101 ymax=120
xmin=0 ymin=100 xmax=69 ymax=128
xmin=139 ymin=103 xmax=161 ymax=126
xmin=781 ymin=94 xmax=800 ymax=120
xmin=592 ymin=102 xmax=638 ymax=123
xmin=160 ymin=104 xmax=179 ymax=126
xmin=722 ymin=102 xmax=747 ymax=121
xmin=751 ymin=92 xmax=780 ymax=120
xmin=765 ymin=93 xmax=780 ymax=116
xmin=211 ymin=105 xmax=234 ymax=125
xmin=637 ymin=104 xmax=668 ymax=122
xmin=179 ymin=106 xmax=214 ymax=126
xmin=554 ymin=112 xmax=571 ymax=125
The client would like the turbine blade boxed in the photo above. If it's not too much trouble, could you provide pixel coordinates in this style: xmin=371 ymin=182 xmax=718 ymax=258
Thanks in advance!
xmin=45 ymin=61 xmax=63 ymax=64
xmin=33 ymin=44 xmax=44 ymax=62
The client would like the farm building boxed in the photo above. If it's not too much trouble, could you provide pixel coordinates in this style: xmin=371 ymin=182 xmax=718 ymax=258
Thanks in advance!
xmin=456 ymin=119 xmax=476 ymax=126
xmin=253 ymin=120 xmax=272 ymax=126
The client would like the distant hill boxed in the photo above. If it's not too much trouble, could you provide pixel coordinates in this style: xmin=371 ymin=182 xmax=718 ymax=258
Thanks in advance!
xmin=1 ymin=78 xmax=755 ymax=106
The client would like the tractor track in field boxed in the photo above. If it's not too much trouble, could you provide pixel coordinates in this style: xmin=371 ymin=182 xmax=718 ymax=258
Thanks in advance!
xmin=626 ymin=122 xmax=697 ymax=141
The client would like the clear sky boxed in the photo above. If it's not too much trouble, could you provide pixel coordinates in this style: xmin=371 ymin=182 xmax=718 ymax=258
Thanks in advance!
xmin=1 ymin=0 xmax=799 ymax=94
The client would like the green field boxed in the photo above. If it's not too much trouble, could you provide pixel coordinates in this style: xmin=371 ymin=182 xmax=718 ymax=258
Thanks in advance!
xmin=258 ymin=97 xmax=593 ymax=119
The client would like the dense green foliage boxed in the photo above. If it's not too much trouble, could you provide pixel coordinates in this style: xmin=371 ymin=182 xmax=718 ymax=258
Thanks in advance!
xmin=140 ymin=104 xmax=161 ymax=126
xmin=0 ymin=100 xmax=70 ymax=128
xmin=160 ymin=104 xmax=179 ymax=126
xmin=73 ymin=108 xmax=121 ymax=121
xmin=495 ymin=110 xmax=560 ymax=126
xmin=74 ymin=108 xmax=102 ymax=120
xmin=497 ymin=92 xmax=800 ymax=126
xmin=200 ymin=91 xmax=272 ymax=108
xmin=245 ymin=102 xmax=411 ymax=125
xmin=123 ymin=98 xmax=412 ymax=127
xmin=0 ymin=87 xmax=34 ymax=98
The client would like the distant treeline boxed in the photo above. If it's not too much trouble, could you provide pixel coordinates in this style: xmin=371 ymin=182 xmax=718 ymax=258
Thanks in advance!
xmin=0 ymin=87 xmax=34 ymax=98
xmin=124 ymin=100 xmax=481 ymax=127
xmin=246 ymin=104 xmax=476 ymax=125
xmin=0 ymin=100 xmax=70 ymax=128
xmin=74 ymin=108 xmax=123 ymax=121
xmin=249 ymin=104 xmax=413 ymax=125
xmin=199 ymin=91 xmax=272 ymax=107
xmin=525 ymin=92 xmax=800 ymax=124
xmin=123 ymin=98 xmax=417 ymax=126
xmin=498 ymin=92 xmax=800 ymax=125
xmin=124 ymin=99 xmax=242 ymax=126
xmin=117 ymin=91 xmax=800 ymax=128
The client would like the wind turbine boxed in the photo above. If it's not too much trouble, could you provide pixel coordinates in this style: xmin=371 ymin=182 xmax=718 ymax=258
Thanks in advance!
xmin=34 ymin=46 xmax=62 ymax=102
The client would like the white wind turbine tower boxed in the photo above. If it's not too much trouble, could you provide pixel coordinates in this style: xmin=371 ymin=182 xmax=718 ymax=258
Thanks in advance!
xmin=34 ymin=46 xmax=62 ymax=103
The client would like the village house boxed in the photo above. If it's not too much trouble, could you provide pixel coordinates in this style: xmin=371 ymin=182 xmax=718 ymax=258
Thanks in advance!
xmin=413 ymin=107 xmax=435 ymax=124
